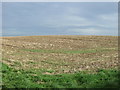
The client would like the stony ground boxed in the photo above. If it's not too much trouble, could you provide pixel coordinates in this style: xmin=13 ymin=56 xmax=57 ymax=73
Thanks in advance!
xmin=1 ymin=35 xmax=119 ymax=74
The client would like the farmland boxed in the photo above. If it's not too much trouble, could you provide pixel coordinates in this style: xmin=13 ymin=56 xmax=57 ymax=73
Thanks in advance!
xmin=1 ymin=35 xmax=119 ymax=88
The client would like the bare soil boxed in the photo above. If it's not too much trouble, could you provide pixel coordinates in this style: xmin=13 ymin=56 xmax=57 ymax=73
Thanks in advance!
xmin=1 ymin=35 xmax=118 ymax=74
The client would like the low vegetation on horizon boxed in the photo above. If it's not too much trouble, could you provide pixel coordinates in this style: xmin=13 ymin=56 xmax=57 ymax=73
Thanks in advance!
xmin=1 ymin=35 xmax=119 ymax=88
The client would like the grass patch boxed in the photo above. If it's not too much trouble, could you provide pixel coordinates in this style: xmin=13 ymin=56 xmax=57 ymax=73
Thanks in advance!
xmin=2 ymin=58 xmax=9 ymax=61
xmin=23 ymin=48 xmax=116 ymax=54
xmin=2 ymin=63 xmax=120 ymax=88
xmin=13 ymin=61 xmax=21 ymax=66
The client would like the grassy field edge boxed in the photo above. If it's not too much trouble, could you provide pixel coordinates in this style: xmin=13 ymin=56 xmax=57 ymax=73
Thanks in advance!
xmin=2 ymin=63 xmax=120 ymax=88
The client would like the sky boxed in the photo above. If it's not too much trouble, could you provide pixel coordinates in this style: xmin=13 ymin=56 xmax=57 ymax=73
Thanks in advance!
xmin=2 ymin=2 xmax=118 ymax=36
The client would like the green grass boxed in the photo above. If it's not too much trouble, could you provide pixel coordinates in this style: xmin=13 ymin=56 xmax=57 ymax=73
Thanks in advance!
xmin=2 ymin=63 xmax=120 ymax=88
xmin=23 ymin=48 xmax=116 ymax=54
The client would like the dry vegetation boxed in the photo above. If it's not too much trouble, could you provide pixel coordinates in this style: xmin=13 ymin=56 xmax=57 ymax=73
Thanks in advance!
xmin=1 ymin=35 xmax=118 ymax=74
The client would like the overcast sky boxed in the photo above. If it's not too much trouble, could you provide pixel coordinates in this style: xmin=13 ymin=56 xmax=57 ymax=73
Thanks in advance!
xmin=2 ymin=2 xmax=118 ymax=36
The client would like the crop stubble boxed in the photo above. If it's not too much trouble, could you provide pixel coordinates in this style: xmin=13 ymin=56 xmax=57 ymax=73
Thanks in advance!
xmin=1 ymin=35 xmax=118 ymax=74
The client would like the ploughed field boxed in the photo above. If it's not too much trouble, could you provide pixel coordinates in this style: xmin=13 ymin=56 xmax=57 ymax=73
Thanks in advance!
xmin=2 ymin=35 xmax=118 ymax=74
xmin=1 ymin=35 xmax=119 ymax=88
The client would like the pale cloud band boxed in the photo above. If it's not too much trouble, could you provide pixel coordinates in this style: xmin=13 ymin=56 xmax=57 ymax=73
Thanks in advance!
xmin=1 ymin=0 xmax=119 ymax=2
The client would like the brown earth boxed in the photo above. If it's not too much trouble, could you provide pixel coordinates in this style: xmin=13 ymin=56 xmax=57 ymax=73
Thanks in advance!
xmin=1 ymin=35 xmax=119 ymax=74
